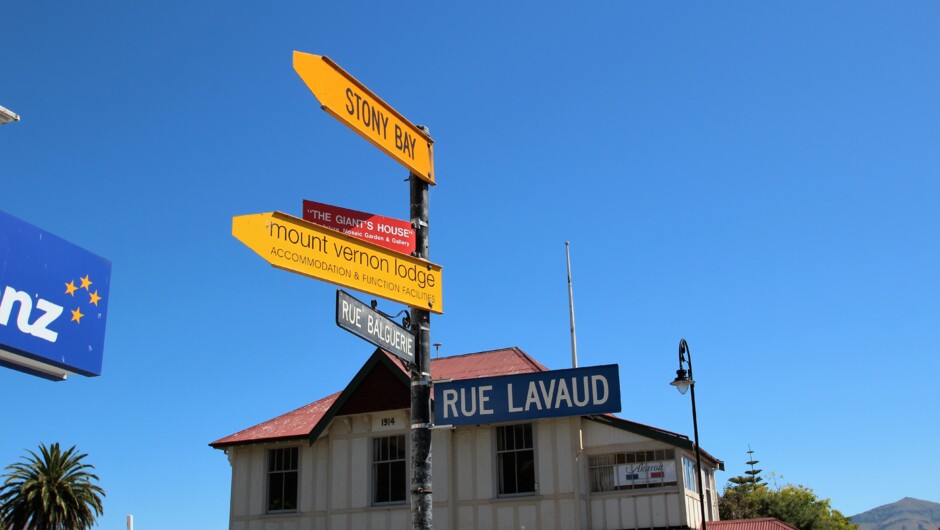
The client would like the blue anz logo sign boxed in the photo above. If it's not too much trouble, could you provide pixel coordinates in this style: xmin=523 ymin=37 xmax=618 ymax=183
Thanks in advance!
xmin=0 ymin=287 xmax=64 ymax=342
xmin=0 ymin=211 xmax=111 ymax=381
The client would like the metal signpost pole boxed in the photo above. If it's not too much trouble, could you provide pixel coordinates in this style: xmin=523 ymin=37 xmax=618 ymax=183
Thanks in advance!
xmin=410 ymin=163 xmax=432 ymax=529
xmin=290 ymin=52 xmax=437 ymax=528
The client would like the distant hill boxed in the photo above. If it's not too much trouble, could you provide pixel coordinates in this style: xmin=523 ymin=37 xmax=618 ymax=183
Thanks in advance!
xmin=850 ymin=497 xmax=940 ymax=530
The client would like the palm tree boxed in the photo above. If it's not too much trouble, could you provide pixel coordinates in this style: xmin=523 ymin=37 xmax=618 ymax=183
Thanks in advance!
xmin=0 ymin=442 xmax=105 ymax=529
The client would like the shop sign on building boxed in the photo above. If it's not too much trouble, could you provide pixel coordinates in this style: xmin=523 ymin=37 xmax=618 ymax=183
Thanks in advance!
xmin=434 ymin=364 xmax=621 ymax=426
xmin=615 ymin=460 xmax=677 ymax=487
xmin=0 ymin=211 xmax=111 ymax=380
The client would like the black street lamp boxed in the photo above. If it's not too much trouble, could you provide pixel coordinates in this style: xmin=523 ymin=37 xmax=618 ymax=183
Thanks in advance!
xmin=671 ymin=338 xmax=708 ymax=530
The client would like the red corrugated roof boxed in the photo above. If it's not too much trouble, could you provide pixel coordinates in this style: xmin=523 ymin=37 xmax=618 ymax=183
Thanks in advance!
xmin=709 ymin=519 xmax=799 ymax=530
xmin=210 ymin=347 xmax=542 ymax=448
xmin=431 ymin=347 xmax=548 ymax=380
xmin=210 ymin=391 xmax=341 ymax=447
xmin=210 ymin=346 xmax=716 ymax=459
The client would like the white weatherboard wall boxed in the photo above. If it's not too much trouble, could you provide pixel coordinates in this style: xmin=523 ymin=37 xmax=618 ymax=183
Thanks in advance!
xmin=582 ymin=420 xmax=718 ymax=530
xmin=223 ymin=410 xmax=716 ymax=530
xmin=583 ymin=420 xmax=683 ymax=530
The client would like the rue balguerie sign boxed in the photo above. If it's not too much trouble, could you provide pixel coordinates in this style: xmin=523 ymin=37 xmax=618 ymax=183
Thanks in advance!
xmin=336 ymin=289 xmax=415 ymax=364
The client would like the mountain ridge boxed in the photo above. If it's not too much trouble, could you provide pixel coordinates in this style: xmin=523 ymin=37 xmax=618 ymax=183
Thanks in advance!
xmin=850 ymin=497 xmax=940 ymax=530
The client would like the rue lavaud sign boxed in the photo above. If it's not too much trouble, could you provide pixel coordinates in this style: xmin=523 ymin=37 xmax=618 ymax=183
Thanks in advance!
xmin=434 ymin=364 xmax=621 ymax=426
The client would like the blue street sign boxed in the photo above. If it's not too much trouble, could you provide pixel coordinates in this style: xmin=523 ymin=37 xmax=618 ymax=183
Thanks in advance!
xmin=0 ymin=211 xmax=112 ymax=380
xmin=434 ymin=364 xmax=621 ymax=426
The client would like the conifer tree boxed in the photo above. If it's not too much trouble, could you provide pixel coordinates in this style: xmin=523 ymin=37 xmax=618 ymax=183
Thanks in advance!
xmin=719 ymin=447 xmax=855 ymax=530
xmin=728 ymin=445 xmax=764 ymax=488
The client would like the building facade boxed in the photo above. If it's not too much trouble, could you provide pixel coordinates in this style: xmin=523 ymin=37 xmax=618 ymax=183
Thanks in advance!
xmin=211 ymin=347 xmax=723 ymax=530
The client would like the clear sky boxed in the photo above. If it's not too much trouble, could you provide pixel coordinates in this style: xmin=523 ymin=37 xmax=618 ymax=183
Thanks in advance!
xmin=2 ymin=2 xmax=938 ymax=528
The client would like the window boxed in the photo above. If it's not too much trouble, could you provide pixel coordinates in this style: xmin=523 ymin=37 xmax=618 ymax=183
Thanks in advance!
xmin=496 ymin=423 xmax=536 ymax=495
xmin=267 ymin=447 xmax=299 ymax=512
xmin=683 ymin=456 xmax=698 ymax=493
xmin=589 ymin=449 xmax=677 ymax=492
xmin=706 ymin=468 xmax=714 ymax=519
xmin=589 ymin=454 xmax=617 ymax=492
xmin=373 ymin=435 xmax=407 ymax=504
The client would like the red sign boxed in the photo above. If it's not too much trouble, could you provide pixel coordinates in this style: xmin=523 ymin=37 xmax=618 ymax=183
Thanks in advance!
xmin=302 ymin=200 xmax=416 ymax=256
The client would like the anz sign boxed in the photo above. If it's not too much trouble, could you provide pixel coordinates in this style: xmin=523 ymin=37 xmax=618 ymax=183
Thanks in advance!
xmin=0 ymin=211 xmax=111 ymax=381
xmin=1 ymin=286 xmax=64 ymax=342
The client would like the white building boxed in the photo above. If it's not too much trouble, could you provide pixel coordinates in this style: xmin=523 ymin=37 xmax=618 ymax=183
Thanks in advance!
xmin=211 ymin=347 xmax=723 ymax=530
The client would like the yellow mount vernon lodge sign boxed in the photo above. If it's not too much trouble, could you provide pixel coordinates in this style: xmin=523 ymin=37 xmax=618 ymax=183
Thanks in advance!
xmin=232 ymin=211 xmax=443 ymax=314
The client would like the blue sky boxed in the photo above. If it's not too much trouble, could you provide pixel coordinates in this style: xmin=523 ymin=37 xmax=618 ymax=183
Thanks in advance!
xmin=2 ymin=1 xmax=938 ymax=528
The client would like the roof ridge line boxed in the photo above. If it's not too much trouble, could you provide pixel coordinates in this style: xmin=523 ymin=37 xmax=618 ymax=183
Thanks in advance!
xmin=429 ymin=346 xmax=525 ymax=361
xmin=512 ymin=346 xmax=550 ymax=372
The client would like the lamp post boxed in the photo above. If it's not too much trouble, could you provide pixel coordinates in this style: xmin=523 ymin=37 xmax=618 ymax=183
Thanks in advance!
xmin=670 ymin=338 xmax=708 ymax=530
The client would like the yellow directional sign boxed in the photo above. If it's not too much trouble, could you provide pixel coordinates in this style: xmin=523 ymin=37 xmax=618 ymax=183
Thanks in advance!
xmin=232 ymin=211 xmax=443 ymax=314
xmin=293 ymin=51 xmax=436 ymax=185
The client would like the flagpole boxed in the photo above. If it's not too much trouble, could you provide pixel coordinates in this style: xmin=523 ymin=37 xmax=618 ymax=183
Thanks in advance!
xmin=567 ymin=241 xmax=585 ymax=530
xmin=566 ymin=242 xmax=578 ymax=368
